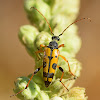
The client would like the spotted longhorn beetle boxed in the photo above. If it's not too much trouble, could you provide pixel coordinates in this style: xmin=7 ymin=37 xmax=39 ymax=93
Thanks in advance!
xmin=10 ymin=7 xmax=91 ymax=97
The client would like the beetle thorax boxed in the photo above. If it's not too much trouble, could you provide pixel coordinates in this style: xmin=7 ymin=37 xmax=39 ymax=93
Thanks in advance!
xmin=48 ymin=41 xmax=58 ymax=50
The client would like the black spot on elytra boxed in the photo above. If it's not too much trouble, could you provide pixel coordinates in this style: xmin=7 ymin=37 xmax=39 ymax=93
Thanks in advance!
xmin=47 ymin=73 xmax=54 ymax=78
xmin=52 ymin=63 xmax=57 ymax=69
xmin=45 ymin=81 xmax=51 ymax=87
xmin=55 ymin=56 xmax=57 ymax=58
xmin=48 ymin=56 xmax=53 ymax=60
xmin=43 ymin=72 xmax=48 ymax=77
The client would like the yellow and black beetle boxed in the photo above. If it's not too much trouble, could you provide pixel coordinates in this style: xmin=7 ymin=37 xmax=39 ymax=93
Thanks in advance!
xmin=11 ymin=7 xmax=91 ymax=97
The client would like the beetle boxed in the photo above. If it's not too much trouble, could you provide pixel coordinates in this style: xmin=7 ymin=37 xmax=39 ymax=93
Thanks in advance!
xmin=10 ymin=7 xmax=91 ymax=97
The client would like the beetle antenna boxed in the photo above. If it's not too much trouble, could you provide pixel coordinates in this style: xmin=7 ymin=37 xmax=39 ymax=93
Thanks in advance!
xmin=31 ymin=7 xmax=54 ymax=35
xmin=59 ymin=18 xmax=91 ymax=36
xmin=10 ymin=88 xmax=26 ymax=97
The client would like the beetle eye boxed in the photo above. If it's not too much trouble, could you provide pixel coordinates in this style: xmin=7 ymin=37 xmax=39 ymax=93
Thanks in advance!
xmin=49 ymin=42 xmax=52 ymax=46
xmin=52 ymin=36 xmax=56 ymax=40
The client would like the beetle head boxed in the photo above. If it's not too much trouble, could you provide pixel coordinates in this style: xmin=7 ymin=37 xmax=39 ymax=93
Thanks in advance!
xmin=52 ymin=36 xmax=60 ymax=41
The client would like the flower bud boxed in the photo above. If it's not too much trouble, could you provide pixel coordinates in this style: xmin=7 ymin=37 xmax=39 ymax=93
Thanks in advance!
xmin=14 ymin=77 xmax=40 ymax=100
xmin=24 ymin=0 xmax=51 ymax=31
xmin=50 ymin=96 xmax=63 ymax=100
xmin=51 ymin=14 xmax=72 ymax=36
xmin=63 ymin=87 xmax=88 ymax=100
xmin=18 ymin=25 xmax=39 ymax=57
xmin=60 ymin=34 xmax=82 ymax=57
xmin=56 ymin=58 xmax=81 ymax=79
xmin=37 ymin=91 xmax=49 ymax=100
xmin=52 ymin=0 xmax=80 ymax=21
xmin=48 ymin=78 xmax=75 ymax=97
xmin=35 ymin=31 xmax=52 ymax=48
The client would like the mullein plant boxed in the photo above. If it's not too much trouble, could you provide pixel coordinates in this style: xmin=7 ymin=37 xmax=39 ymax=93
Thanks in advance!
xmin=13 ymin=0 xmax=88 ymax=100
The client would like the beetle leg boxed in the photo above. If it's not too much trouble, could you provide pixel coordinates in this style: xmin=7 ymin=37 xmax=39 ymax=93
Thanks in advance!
xmin=58 ymin=44 xmax=64 ymax=48
xmin=59 ymin=55 xmax=77 ymax=78
xmin=10 ymin=66 xmax=43 ymax=97
xmin=36 ymin=44 xmax=46 ymax=54
xmin=35 ymin=49 xmax=44 ymax=60
xmin=36 ymin=44 xmax=47 ymax=60
xmin=57 ymin=65 xmax=69 ymax=91
xmin=25 ymin=66 xmax=43 ymax=89
xmin=35 ymin=49 xmax=44 ymax=54
xmin=40 ymin=44 xmax=47 ymax=48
